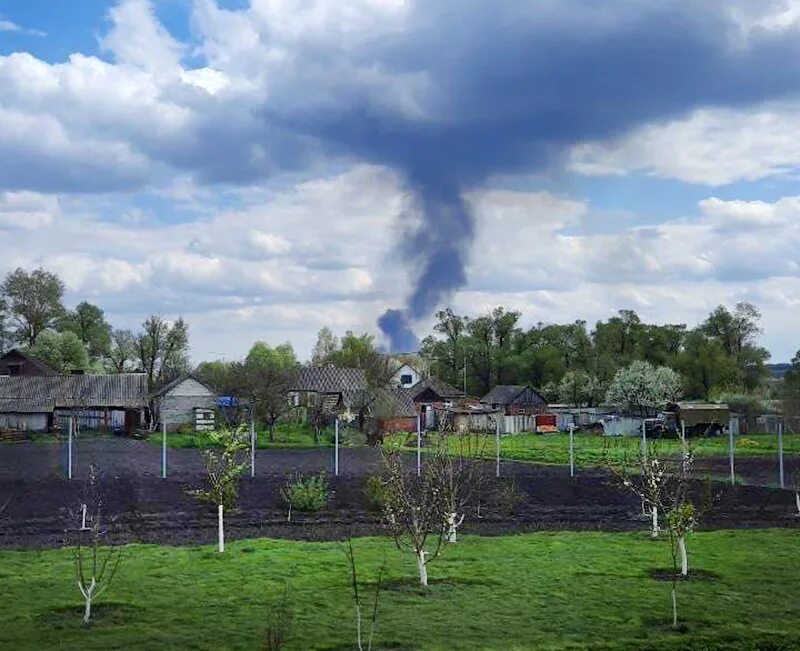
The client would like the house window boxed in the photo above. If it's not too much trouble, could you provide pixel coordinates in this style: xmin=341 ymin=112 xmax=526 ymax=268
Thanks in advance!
xmin=400 ymin=374 xmax=413 ymax=386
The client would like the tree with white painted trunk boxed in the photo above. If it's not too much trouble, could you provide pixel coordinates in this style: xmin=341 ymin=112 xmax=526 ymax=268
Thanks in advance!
xmin=71 ymin=466 xmax=122 ymax=624
xmin=194 ymin=427 xmax=249 ymax=553
xmin=381 ymin=449 xmax=448 ymax=587
xmin=429 ymin=432 xmax=488 ymax=544
xmin=606 ymin=442 xmax=702 ymax=627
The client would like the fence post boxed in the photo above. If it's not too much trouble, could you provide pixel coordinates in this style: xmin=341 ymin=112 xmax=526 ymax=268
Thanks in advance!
xmin=640 ymin=420 xmax=647 ymax=472
xmin=728 ymin=417 xmax=735 ymax=485
xmin=67 ymin=417 xmax=73 ymax=480
xmin=250 ymin=417 xmax=256 ymax=479
xmin=416 ymin=413 xmax=421 ymax=477
xmin=334 ymin=417 xmax=339 ymax=477
xmin=569 ymin=424 xmax=575 ymax=478
xmin=495 ymin=415 xmax=501 ymax=478
xmin=778 ymin=420 xmax=784 ymax=489
xmin=161 ymin=422 xmax=167 ymax=479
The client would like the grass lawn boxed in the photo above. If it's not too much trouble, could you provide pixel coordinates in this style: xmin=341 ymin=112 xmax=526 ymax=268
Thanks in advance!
xmin=385 ymin=432 xmax=800 ymax=468
xmin=156 ymin=421 xmax=368 ymax=449
xmin=0 ymin=530 xmax=798 ymax=650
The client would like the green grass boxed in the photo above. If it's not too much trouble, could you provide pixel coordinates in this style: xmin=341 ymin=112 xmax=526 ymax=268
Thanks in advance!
xmin=385 ymin=432 xmax=800 ymax=468
xmin=157 ymin=422 xmax=368 ymax=450
xmin=0 ymin=530 xmax=798 ymax=650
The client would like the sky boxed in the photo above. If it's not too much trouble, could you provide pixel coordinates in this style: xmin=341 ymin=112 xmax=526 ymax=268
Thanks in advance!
xmin=0 ymin=0 xmax=799 ymax=363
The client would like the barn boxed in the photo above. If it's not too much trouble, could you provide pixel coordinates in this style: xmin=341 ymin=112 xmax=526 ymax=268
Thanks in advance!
xmin=0 ymin=374 xmax=149 ymax=434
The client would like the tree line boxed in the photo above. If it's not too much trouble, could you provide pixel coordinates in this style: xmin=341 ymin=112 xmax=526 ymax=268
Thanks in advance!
xmin=4 ymin=265 xmax=798 ymax=414
xmin=0 ymin=267 xmax=189 ymax=390
xmin=420 ymin=304 xmax=775 ymax=403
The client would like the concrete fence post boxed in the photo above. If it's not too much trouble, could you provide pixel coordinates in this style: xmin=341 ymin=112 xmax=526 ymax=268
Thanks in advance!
xmin=67 ymin=417 xmax=73 ymax=480
xmin=728 ymin=417 xmax=735 ymax=485
xmin=161 ymin=422 xmax=167 ymax=479
xmin=569 ymin=424 xmax=575 ymax=478
xmin=778 ymin=420 xmax=785 ymax=489
xmin=334 ymin=418 xmax=340 ymax=477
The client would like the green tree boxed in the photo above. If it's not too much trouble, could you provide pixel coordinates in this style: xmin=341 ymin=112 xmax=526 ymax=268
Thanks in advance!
xmin=1 ymin=267 xmax=65 ymax=345
xmin=700 ymin=303 xmax=769 ymax=390
xmin=677 ymin=330 xmax=736 ymax=400
xmin=557 ymin=370 xmax=604 ymax=407
xmin=59 ymin=301 xmax=112 ymax=360
xmin=137 ymin=315 xmax=190 ymax=391
xmin=311 ymin=327 xmax=339 ymax=365
xmin=106 ymin=328 xmax=138 ymax=373
xmin=246 ymin=341 xmax=297 ymax=370
xmin=28 ymin=329 xmax=89 ymax=372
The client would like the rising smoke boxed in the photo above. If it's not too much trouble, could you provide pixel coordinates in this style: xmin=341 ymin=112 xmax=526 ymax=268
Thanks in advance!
xmin=264 ymin=1 xmax=800 ymax=352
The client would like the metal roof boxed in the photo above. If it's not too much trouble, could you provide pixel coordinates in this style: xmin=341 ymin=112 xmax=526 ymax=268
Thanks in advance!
xmin=0 ymin=374 xmax=149 ymax=410
xmin=0 ymin=397 xmax=55 ymax=413
xmin=481 ymin=384 xmax=546 ymax=406
xmin=291 ymin=366 xmax=367 ymax=394
xmin=409 ymin=377 xmax=465 ymax=400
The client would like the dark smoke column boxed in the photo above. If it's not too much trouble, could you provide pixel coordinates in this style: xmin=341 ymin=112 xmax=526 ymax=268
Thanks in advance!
xmin=379 ymin=183 xmax=474 ymax=352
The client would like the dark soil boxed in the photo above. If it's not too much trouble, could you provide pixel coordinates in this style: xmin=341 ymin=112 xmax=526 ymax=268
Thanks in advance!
xmin=647 ymin=568 xmax=722 ymax=582
xmin=0 ymin=439 xmax=797 ymax=549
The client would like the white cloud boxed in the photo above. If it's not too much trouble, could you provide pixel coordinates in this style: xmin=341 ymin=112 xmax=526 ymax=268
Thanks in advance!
xmin=0 ymin=191 xmax=59 ymax=230
xmin=101 ymin=0 xmax=184 ymax=77
xmin=570 ymin=102 xmax=800 ymax=186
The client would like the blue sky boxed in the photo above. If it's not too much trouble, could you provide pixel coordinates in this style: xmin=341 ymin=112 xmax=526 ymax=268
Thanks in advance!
xmin=0 ymin=0 xmax=798 ymax=362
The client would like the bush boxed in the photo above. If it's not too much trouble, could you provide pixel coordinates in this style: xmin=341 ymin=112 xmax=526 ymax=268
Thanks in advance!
xmin=175 ymin=423 xmax=196 ymax=435
xmin=364 ymin=474 xmax=386 ymax=512
xmin=280 ymin=472 xmax=329 ymax=516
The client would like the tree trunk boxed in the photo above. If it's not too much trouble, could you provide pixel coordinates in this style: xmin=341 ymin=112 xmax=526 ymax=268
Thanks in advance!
xmin=671 ymin=585 xmax=678 ymax=628
xmin=218 ymin=504 xmax=225 ymax=553
xmin=447 ymin=513 xmax=458 ymax=543
xmin=269 ymin=422 xmax=275 ymax=443
xmin=84 ymin=595 xmax=92 ymax=623
xmin=650 ymin=506 xmax=659 ymax=539
xmin=416 ymin=550 xmax=428 ymax=587
xmin=678 ymin=535 xmax=688 ymax=576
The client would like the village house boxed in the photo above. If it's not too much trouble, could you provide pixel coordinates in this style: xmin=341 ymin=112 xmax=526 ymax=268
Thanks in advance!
xmin=481 ymin=384 xmax=547 ymax=415
xmin=288 ymin=366 xmax=368 ymax=414
xmin=150 ymin=374 xmax=218 ymax=432
xmin=391 ymin=362 xmax=422 ymax=389
xmin=409 ymin=377 xmax=466 ymax=429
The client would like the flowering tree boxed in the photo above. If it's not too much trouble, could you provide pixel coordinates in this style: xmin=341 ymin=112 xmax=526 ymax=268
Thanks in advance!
xmin=605 ymin=361 xmax=683 ymax=416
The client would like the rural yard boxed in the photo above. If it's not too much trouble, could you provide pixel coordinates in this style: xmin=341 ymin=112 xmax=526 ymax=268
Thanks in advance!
xmin=1 ymin=433 xmax=798 ymax=650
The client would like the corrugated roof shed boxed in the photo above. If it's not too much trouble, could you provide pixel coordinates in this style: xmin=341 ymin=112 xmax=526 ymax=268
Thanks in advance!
xmin=0 ymin=374 xmax=149 ymax=409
